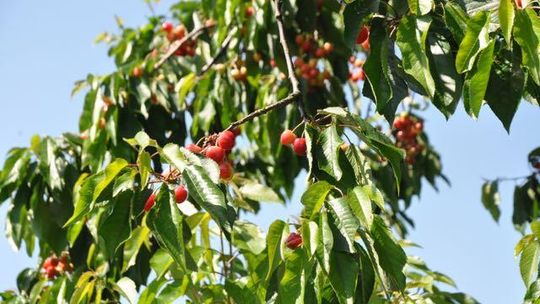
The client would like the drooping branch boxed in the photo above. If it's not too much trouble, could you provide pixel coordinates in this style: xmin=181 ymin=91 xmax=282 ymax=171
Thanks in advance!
xmin=225 ymin=0 xmax=304 ymax=131
xmin=198 ymin=28 xmax=237 ymax=76
xmin=154 ymin=23 xmax=216 ymax=69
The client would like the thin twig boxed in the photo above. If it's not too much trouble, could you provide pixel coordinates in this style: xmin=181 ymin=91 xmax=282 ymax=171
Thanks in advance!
xmin=198 ymin=28 xmax=237 ymax=76
xmin=154 ymin=23 xmax=216 ymax=69
xmin=224 ymin=0 xmax=303 ymax=131
xmin=482 ymin=175 xmax=531 ymax=183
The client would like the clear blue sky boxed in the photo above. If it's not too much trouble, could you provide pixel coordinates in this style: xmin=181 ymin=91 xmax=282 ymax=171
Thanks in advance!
xmin=0 ymin=1 xmax=538 ymax=303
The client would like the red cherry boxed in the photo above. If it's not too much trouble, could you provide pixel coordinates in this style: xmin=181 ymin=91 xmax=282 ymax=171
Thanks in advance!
xmin=323 ymin=42 xmax=334 ymax=54
xmin=293 ymin=138 xmax=307 ymax=156
xmin=308 ymin=68 xmax=319 ymax=79
xmin=205 ymin=146 xmax=225 ymax=163
xmin=361 ymin=39 xmax=370 ymax=52
xmin=174 ymin=186 xmax=188 ymax=204
xmin=314 ymin=47 xmax=326 ymax=58
xmin=356 ymin=26 xmax=370 ymax=45
xmin=285 ymin=232 xmax=303 ymax=249
xmin=231 ymin=127 xmax=241 ymax=137
xmin=219 ymin=162 xmax=234 ymax=180
xmin=144 ymin=193 xmax=156 ymax=212
xmin=295 ymin=34 xmax=304 ymax=46
xmin=301 ymin=41 xmax=312 ymax=52
xmin=516 ymin=0 xmax=523 ymax=8
xmin=393 ymin=117 xmax=405 ymax=130
xmin=280 ymin=130 xmax=297 ymax=145
xmin=245 ymin=6 xmax=255 ymax=17
xmin=533 ymin=162 xmax=540 ymax=170
xmin=133 ymin=67 xmax=143 ymax=77
xmin=43 ymin=257 xmax=57 ymax=269
xmin=414 ymin=122 xmax=423 ymax=132
xmin=45 ymin=267 xmax=57 ymax=279
xmin=217 ymin=131 xmax=236 ymax=150
xmin=173 ymin=25 xmax=186 ymax=40
xmin=270 ymin=59 xmax=276 ymax=68
xmin=186 ymin=144 xmax=203 ymax=154
xmin=162 ymin=21 xmax=174 ymax=33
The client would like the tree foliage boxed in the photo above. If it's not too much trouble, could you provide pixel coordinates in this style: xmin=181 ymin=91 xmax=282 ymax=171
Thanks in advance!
xmin=0 ymin=0 xmax=538 ymax=302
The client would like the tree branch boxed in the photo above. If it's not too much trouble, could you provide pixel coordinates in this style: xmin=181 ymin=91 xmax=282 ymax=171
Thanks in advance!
xmin=198 ymin=28 xmax=237 ymax=76
xmin=154 ymin=23 xmax=216 ymax=69
xmin=225 ymin=0 xmax=304 ymax=131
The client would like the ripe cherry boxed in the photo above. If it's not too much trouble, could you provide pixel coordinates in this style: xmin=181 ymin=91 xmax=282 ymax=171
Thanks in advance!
xmin=217 ymin=131 xmax=236 ymax=150
xmin=295 ymin=34 xmax=304 ymax=46
xmin=280 ymin=130 xmax=297 ymax=145
xmin=205 ymin=146 xmax=225 ymax=163
xmin=314 ymin=47 xmax=326 ymax=58
xmin=301 ymin=41 xmax=312 ymax=52
xmin=162 ymin=21 xmax=174 ymax=33
xmin=323 ymin=42 xmax=334 ymax=54
xmin=270 ymin=58 xmax=276 ymax=68
xmin=174 ymin=186 xmax=188 ymax=204
xmin=356 ymin=26 xmax=370 ymax=45
xmin=173 ymin=25 xmax=186 ymax=40
xmin=293 ymin=138 xmax=307 ymax=156
xmin=133 ymin=67 xmax=143 ymax=77
xmin=245 ymin=6 xmax=255 ymax=17
xmin=45 ymin=267 xmax=57 ymax=279
xmin=361 ymin=39 xmax=370 ymax=52
xmin=231 ymin=127 xmax=241 ymax=137
xmin=144 ymin=193 xmax=156 ymax=212
xmin=285 ymin=232 xmax=303 ymax=249
xmin=219 ymin=162 xmax=234 ymax=180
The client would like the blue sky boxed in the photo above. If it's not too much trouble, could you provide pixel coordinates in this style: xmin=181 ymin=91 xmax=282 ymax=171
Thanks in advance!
xmin=0 ymin=1 xmax=538 ymax=303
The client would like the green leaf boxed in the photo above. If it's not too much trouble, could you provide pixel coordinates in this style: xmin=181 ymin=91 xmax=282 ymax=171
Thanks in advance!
xmin=355 ymin=244 xmax=375 ymax=303
xmin=147 ymin=185 xmax=189 ymax=272
xmin=182 ymin=165 xmax=233 ymax=236
xmin=348 ymin=186 xmax=374 ymax=229
xmin=520 ymin=241 xmax=540 ymax=287
xmin=329 ymin=251 xmax=358 ymax=304
xmin=100 ymin=191 xmax=132 ymax=257
xmin=93 ymin=158 xmax=128 ymax=201
xmin=408 ymin=0 xmax=433 ymax=15
xmin=278 ymin=249 xmax=308 ymax=304
xmin=463 ymin=40 xmax=496 ymax=118
xmin=122 ymin=225 xmax=150 ymax=273
xmin=149 ymin=249 xmax=174 ymax=279
xmin=301 ymin=181 xmax=333 ymax=219
xmin=137 ymin=151 xmax=152 ymax=190
xmin=64 ymin=173 xmax=104 ymax=227
xmin=396 ymin=15 xmax=435 ymax=97
xmin=161 ymin=144 xmax=187 ymax=172
xmin=233 ymin=220 xmax=266 ymax=255
xmin=514 ymin=9 xmax=540 ymax=85
xmin=363 ymin=18 xmax=393 ymax=111
xmin=485 ymin=52 xmax=525 ymax=131
xmin=39 ymin=138 xmax=63 ymax=190
xmin=116 ymin=277 xmax=137 ymax=304
xmin=266 ymin=220 xmax=288 ymax=281
xmin=316 ymin=212 xmax=333 ymax=273
xmin=177 ymin=73 xmax=197 ymax=107
xmin=481 ymin=181 xmax=501 ymax=222
xmin=444 ymin=2 xmax=469 ymax=43
xmin=370 ymin=216 xmax=407 ymax=290
xmin=455 ymin=11 xmax=491 ymax=73
xmin=239 ymin=183 xmax=282 ymax=203
xmin=317 ymin=125 xmax=344 ymax=181
xmin=498 ymin=0 xmax=515 ymax=45
xmin=427 ymin=32 xmax=462 ymax=118
xmin=328 ymin=198 xmax=359 ymax=252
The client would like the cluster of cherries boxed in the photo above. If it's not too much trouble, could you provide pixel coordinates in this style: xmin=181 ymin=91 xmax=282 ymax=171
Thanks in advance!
xmin=285 ymin=232 xmax=302 ymax=249
xmin=280 ymin=130 xmax=307 ymax=156
xmin=161 ymin=22 xmax=197 ymax=57
xmin=144 ymin=130 xmax=239 ymax=211
xmin=392 ymin=113 xmax=425 ymax=164
xmin=293 ymin=34 xmax=334 ymax=87
xmin=348 ymin=56 xmax=365 ymax=82
xmin=41 ymin=252 xmax=73 ymax=280
xmin=231 ymin=62 xmax=248 ymax=82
